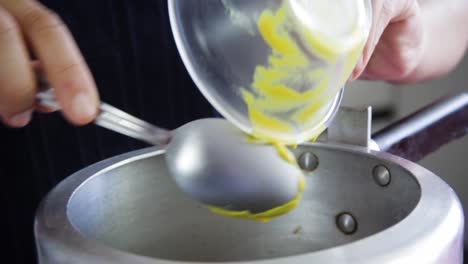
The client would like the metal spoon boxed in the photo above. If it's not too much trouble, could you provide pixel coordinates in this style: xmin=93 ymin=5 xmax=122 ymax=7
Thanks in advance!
xmin=36 ymin=89 xmax=303 ymax=213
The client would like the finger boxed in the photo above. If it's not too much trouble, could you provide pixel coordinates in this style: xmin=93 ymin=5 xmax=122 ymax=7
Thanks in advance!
xmin=361 ymin=10 xmax=423 ymax=81
xmin=350 ymin=0 xmax=417 ymax=81
xmin=350 ymin=0 xmax=389 ymax=81
xmin=2 ymin=0 xmax=99 ymax=125
xmin=30 ymin=60 xmax=58 ymax=113
xmin=0 ymin=5 xmax=35 ymax=127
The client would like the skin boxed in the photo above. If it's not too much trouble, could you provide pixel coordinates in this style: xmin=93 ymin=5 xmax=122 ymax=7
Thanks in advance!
xmin=351 ymin=0 xmax=468 ymax=83
xmin=0 ymin=0 xmax=99 ymax=127
xmin=0 ymin=0 xmax=467 ymax=128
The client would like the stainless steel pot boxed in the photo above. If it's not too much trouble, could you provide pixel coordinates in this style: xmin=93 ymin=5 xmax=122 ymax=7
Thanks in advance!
xmin=34 ymin=94 xmax=468 ymax=263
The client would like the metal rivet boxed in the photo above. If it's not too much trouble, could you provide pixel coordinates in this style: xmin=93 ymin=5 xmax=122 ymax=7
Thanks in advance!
xmin=298 ymin=152 xmax=319 ymax=171
xmin=336 ymin=212 xmax=357 ymax=235
xmin=373 ymin=165 xmax=391 ymax=187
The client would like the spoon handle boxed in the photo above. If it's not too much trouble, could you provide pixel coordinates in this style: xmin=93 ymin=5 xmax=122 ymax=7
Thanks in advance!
xmin=36 ymin=86 xmax=171 ymax=146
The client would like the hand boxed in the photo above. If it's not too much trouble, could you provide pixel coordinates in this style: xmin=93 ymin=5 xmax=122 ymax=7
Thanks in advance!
xmin=350 ymin=0 xmax=425 ymax=83
xmin=0 ymin=0 xmax=99 ymax=128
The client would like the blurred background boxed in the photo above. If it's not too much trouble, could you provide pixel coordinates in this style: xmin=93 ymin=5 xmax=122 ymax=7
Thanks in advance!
xmin=343 ymin=53 xmax=468 ymax=245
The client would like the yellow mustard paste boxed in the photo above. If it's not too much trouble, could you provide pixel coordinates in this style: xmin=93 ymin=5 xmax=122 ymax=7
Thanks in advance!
xmin=242 ymin=2 xmax=366 ymax=144
xmin=209 ymin=1 xmax=367 ymax=222
xmin=208 ymin=175 xmax=306 ymax=222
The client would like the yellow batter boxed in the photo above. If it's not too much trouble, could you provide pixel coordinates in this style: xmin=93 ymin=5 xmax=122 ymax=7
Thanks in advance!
xmin=242 ymin=2 xmax=367 ymax=144
xmin=208 ymin=175 xmax=305 ymax=222
xmin=209 ymin=1 xmax=368 ymax=222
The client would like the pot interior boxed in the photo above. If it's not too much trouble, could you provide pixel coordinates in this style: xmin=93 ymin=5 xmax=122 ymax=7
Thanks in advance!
xmin=67 ymin=145 xmax=420 ymax=262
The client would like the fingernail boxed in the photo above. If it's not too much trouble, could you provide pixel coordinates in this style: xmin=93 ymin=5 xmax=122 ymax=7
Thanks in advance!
xmin=72 ymin=92 xmax=97 ymax=121
xmin=350 ymin=55 xmax=365 ymax=81
xmin=8 ymin=110 xmax=32 ymax=128
xmin=347 ymin=73 xmax=355 ymax=83
xmin=349 ymin=68 xmax=359 ymax=82
xmin=356 ymin=55 xmax=364 ymax=68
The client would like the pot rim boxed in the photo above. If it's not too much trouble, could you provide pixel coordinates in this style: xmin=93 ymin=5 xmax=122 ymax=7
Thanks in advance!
xmin=34 ymin=143 xmax=464 ymax=264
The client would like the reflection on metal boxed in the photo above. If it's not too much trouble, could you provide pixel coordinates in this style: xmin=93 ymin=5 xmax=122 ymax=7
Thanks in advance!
xmin=298 ymin=152 xmax=319 ymax=172
xmin=373 ymin=93 xmax=468 ymax=162
xmin=328 ymin=106 xmax=372 ymax=148
xmin=373 ymin=165 xmax=391 ymax=187
xmin=336 ymin=212 xmax=358 ymax=235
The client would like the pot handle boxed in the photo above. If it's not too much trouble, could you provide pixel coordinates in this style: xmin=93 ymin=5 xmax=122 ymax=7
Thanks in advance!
xmin=372 ymin=93 xmax=468 ymax=162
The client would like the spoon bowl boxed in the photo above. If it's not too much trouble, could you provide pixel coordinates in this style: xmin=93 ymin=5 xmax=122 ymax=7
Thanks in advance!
xmin=166 ymin=118 xmax=303 ymax=213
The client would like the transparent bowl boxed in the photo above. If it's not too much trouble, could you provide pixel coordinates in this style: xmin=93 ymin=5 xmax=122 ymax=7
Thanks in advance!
xmin=169 ymin=0 xmax=372 ymax=144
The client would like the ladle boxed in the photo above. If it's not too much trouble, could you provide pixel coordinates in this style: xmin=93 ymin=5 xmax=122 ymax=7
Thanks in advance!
xmin=36 ymin=88 xmax=304 ymax=214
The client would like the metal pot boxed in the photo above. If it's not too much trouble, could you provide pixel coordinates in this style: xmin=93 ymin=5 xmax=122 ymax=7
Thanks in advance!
xmin=35 ymin=94 xmax=467 ymax=263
